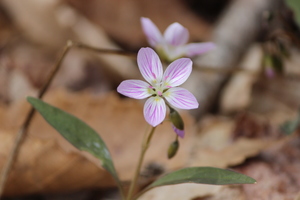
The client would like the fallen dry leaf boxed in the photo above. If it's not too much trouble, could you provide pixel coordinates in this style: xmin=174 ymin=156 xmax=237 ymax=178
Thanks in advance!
xmin=66 ymin=0 xmax=212 ymax=49
xmin=139 ymin=183 xmax=222 ymax=200
xmin=190 ymin=116 xmax=275 ymax=168
xmin=193 ymin=185 xmax=247 ymax=200
xmin=0 ymin=89 xmax=196 ymax=196
xmin=136 ymin=116 xmax=276 ymax=200
xmin=236 ymin=136 xmax=300 ymax=200
xmin=220 ymin=44 xmax=262 ymax=114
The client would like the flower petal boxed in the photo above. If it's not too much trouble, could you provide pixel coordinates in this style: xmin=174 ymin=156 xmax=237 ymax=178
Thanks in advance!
xmin=165 ymin=87 xmax=199 ymax=109
xmin=138 ymin=47 xmax=163 ymax=84
xmin=163 ymin=58 xmax=192 ymax=87
xmin=160 ymin=45 xmax=185 ymax=62
xmin=141 ymin=17 xmax=163 ymax=47
xmin=172 ymin=125 xmax=185 ymax=138
xmin=117 ymin=80 xmax=151 ymax=99
xmin=144 ymin=97 xmax=166 ymax=127
xmin=164 ymin=22 xmax=189 ymax=46
xmin=184 ymin=42 xmax=215 ymax=57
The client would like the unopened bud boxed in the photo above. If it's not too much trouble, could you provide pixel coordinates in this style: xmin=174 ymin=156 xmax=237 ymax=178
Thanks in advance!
xmin=277 ymin=40 xmax=290 ymax=58
xmin=167 ymin=140 xmax=179 ymax=159
xmin=263 ymin=54 xmax=283 ymax=77
xmin=169 ymin=108 xmax=184 ymax=135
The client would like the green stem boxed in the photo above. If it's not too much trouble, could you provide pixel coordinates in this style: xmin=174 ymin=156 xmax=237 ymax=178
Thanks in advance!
xmin=126 ymin=126 xmax=156 ymax=200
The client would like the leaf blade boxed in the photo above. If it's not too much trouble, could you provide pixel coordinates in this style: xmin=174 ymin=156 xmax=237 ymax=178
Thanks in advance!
xmin=27 ymin=96 xmax=119 ymax=181
xmin=148 ymin=167 xmax=256 ymax=189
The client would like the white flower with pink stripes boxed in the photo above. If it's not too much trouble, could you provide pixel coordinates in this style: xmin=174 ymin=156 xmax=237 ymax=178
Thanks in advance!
xmin=117 ymin=47 xmax=198 ymax=129
xmin=141 ymin=17 xmax=215 ymax=62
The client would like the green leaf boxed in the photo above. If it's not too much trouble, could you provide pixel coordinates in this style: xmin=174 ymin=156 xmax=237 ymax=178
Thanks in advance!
xmin=280 ymin=109 xmax=300 ymax=135
xmin=147 ymin=167 xmax=256 ymax=189
xmin=135 ymin=167 xmax=256 ymax=199
xmin=281 ymin=119 xmax=300 ymax=135
xmin=27 ymin=97 xmax=119 ymax=182
xmin=286 ymin=0 xmax=300 ymax=25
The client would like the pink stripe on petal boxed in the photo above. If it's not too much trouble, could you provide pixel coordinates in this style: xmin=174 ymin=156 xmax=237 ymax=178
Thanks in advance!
xmin=184 ymin=42 xmax=215 ymax=57
xmin=165 ymin=87 xmax=199 ymax=109
xmin=163 ymin=58 xmax=192 ymax=87
xmin=164 ymin=22 xmax=189 ymax=46
xmin=141 ymin=17 xmax=163 ymax=47
xmin=117 ymin=80 xmax=151 ymax=99
xmin=144 ymin=97 xmax=166 ymax=127
xmin=138 ymin=48 xmax=163 ymax=84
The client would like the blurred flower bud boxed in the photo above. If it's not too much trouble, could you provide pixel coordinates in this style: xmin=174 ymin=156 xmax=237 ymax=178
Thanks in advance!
xmin=276 ymin=40 xmax=290 ymax=58
xmin=167 ymin=139 xmax=179 ymax=159
xmin=169 ymin=108 xmax=185 ymax=138
xmin=263 ymin=54 xmax=283 ymax=77
xmin=265 ymin=66 xmax=275 ymax=78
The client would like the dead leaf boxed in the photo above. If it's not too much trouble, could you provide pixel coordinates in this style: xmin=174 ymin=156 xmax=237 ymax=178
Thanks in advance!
xmin=220 ymin=44 xmax=262 ymax=114
xmin=66 ymin=0 xmax=212 ymax=49
xmin=236 ymin=136 xmax=300 ymax=200
xmin=0 ymin=88 xmax=196 ymax=196
xmin=190 ymin=117 xmax=274 ymax=168
xmin=136 ymin=116 xmax=276 ymax=200
xmin=139 ymin=183 xmax=222 ymax=200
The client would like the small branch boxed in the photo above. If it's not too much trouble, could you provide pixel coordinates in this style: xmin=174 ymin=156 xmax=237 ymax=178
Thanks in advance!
xmin=0 ymin=38 xmax=298 ymax=198
xmin=72 ymin=42 xmax=137 ymax=58
xmin=0 ymin=40 xmax=136 ymax=198
xmin=193 ymin=64 xmax=300 ymax=81
xmin=0 ymin=40 xmax=73 ymax=197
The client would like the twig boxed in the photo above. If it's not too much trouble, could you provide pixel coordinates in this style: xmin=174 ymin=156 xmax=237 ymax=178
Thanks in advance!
xmin=72 ymin=42 xmax=137 ymax=58
xmin=0 ymin=40 xmax=135 ymax=198
xmin=0 ymin=39 xmax=299 ymax=198
xmin=0 ymin=40 xmax=73 ymax=197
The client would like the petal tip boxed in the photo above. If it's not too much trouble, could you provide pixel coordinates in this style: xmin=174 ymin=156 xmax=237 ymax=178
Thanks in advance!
xmin=164 ymin=22 xmax=189 ymax=46
xmin=172 ymin=125 xmax=185 ymax=138
xmin=143 ymin=97 xmax=166 ymax=127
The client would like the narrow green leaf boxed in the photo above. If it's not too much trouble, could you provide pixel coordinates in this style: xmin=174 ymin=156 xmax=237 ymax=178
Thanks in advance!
xmin=281 ymin=119 xmax=300 ymax=135
xmin=147 ymin=167 xmax=256 ymax=189
xmin=27 ymin=97 xmax=119 ymax=182
xmin=280 ymin=109 xmax=300 ymax=135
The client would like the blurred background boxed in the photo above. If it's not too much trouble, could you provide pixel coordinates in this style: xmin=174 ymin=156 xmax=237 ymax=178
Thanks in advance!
xmin=0 ymin=0 xmax=300 ymax=199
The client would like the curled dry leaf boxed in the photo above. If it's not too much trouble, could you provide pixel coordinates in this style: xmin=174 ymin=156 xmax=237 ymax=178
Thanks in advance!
xmin=236 ymin=136 xmax=300 ymax=200
xmin=137 ymin=116 xmax=276 ymax=200
xmin=0 ymin=89 xmax=196 ymax=196
xmin=190 ymin=116 xmax=275 ymax=168
xmin=66 ymin=0 xmax=212 ymax=49
xmin=139 ymin=183 xmax=223 ymax=200
xmin=0 ymin=90 xmax=284 ymax=198
xmin=220 ymin=45 xmax=262 ymax=114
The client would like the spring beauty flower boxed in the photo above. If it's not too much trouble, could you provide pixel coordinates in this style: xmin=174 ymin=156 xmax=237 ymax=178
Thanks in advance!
xmin=141 ymin=17 xmax=215 ymax=62
xmin=117 ymin=47 xmax=198 ymax=133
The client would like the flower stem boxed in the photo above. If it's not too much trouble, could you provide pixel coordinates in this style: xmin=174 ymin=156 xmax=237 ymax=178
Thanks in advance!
xmin=126 ymin=126 xmax=156 ymax=200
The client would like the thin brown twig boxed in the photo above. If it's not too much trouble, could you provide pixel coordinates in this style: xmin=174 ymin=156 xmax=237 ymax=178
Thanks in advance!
xmin=194 ymin=64 xmax=300 ymax=81
xmin=0 ymin=39 xmax=299 ymax=198
xmin=0 ymin=40 xmax=134 ymax=199
xmin=0 ymin=40 xmax=73 ymax=197
xmin=72 ymin=41 xmax=137 ymax=58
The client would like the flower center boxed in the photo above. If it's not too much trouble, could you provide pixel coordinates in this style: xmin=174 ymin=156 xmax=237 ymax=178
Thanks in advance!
xmin=149 ymin=82 xmax=169 ymax=97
